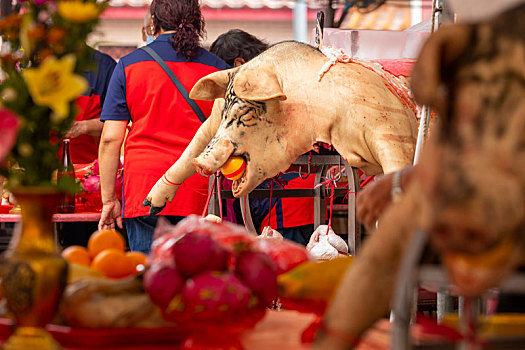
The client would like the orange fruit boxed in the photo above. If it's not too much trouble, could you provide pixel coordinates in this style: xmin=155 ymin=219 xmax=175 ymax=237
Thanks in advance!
xmin=126 ymin=251 xmax=147 ymax=269
xmin=221 ymin=156 xmax=246 ymax=181
xmin=62 ymin=246 xmax=91 ymax=267
xmin=91 ymin=249 xmax=135 ymax=279
xmin=87 ymin=229 xmax=126 ymax=258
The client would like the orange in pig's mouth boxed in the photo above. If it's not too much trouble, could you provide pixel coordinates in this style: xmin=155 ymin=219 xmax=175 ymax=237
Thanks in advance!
xmin=230 ymin=153 xmax=250 ymax=196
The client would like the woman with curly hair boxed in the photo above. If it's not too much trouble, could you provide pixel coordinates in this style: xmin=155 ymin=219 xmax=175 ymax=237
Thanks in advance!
xmin=98 ymin=0 xmax=229 ymax=253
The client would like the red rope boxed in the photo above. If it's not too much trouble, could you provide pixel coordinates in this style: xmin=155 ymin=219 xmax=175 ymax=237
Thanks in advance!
xmin=202 ymin=178 xmax=215 ymax=218
xmin=360 ymin=175 xmax=375 ymax=188
xmin=267 ymin=179 xmax=275 ymax=229
xmin=343 ymin=189 xmax=360 ymax=201
xmin=326 ymin=183 xmax=335 ymax=235
xmin=162 ymin=174 xmax=182 ymax=186
xmin=216 ymin=171 xmax=223 ymax=219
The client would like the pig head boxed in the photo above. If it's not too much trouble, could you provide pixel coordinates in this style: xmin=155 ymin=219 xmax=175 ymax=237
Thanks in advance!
xmin=190 ymin=42 xmax=417 ymax=199
xmin=144 ymin=41 xmax=417 ymax=213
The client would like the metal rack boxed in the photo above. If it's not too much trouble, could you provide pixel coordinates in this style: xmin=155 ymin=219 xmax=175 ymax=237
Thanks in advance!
xmin=207 ymin=154 xmax=363 ymax=255
xmin=391 ymin=230 xmax=525 ymax=349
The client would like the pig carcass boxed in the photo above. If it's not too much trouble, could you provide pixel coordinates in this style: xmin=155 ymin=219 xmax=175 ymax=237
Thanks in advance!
xmin=144 ymin=41 xmax=417 ymax=214
xmin=314 ymin=5 xmax=525 ymax=348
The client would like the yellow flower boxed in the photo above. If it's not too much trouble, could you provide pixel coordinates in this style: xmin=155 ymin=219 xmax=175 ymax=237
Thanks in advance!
xmin=22 ymin=54 xmax=88 ymax=119
xmin=57 ymin=1 xmax=101 ymax=23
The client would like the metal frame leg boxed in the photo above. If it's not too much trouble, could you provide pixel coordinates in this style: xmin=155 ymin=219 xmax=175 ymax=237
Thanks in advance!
xmin=391 ymin=229 xmax=428 ymax=350
xmin=437 ymin=291 xmax=455 ymax=323
xmin=345 ymin=162 xmax=361 ymax=256
xmin=207 ymin=175 xmax=219 ymax=216
xmin=240 ymin=194 xmax=257 ymax=233
xmin=313 ymin=165 xmax=325 ymax=228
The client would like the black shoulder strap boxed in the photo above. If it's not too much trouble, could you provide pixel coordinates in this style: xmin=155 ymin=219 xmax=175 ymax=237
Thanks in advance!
xmin=140 ymin=46 xmax=206 ymax=123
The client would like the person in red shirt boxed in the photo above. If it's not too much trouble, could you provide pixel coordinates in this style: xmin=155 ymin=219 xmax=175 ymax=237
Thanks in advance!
xmin=62 ymin=48 xmax=116 ymax=164
xmin=98 ymin=0 xmax=229 ymax=253
xmin=56 ymin=48 xmax=116 ymax=249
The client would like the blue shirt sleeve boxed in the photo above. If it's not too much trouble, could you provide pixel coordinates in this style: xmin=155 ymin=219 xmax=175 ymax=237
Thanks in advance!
xmin=100 ymin=59 xmax=131 ymax=121
xmin=94 ymin=51 xmax=117 ymax=106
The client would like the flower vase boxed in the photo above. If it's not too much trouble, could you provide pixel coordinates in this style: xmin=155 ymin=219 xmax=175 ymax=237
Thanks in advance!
xmin=0 ymin=187 xmax=68 ymax=350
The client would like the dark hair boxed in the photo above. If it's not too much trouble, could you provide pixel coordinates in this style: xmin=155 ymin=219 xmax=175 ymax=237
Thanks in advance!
xmin=210 ymin=29 xmax=269 ymax=67
xmin=150 ymin=0 xmax=205 ymax=61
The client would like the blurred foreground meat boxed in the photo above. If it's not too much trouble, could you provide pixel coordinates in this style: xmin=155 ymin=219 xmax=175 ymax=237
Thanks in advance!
xmin=315 ymin=4 xmax=525 ymax=349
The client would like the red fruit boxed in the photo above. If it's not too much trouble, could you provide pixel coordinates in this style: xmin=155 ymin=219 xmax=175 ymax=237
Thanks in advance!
xmin=149 ymin=233 xmax=182 ymax=263
xmin=181 ymin=271 xmax=251 ymax=322
xmin=252 ymin=238 xmax=310 ymax=274
xmin=83 ymin=175 xmax=101 ymax=193
xmin=235 ymin=251 xmax=278 ymax=307
xmin=143 ymin=261 xmax=185 ymax=309
xmin=172 ymin=233 xmax=229 ymax=277
xmin=160 ymin=215 xmax=255 ymax=250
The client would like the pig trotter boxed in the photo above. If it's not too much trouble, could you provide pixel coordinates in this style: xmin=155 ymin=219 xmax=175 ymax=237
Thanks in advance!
xmin=142 ymin=198 xmax=166 ymax=215
xmin=149 ymin=205 xmax=165 ymax=216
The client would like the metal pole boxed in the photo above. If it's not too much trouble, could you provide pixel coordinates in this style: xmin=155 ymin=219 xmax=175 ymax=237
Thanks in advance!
xmin=391 ymin=229 xmax=428 ymax=350
xmin=293 ymin=0 xmax=308 ymax=43
xmin=413 ymin=105 xmax=431 ymax=164
xmin=314 ymin=11 xmax=324 ymax=48
xmin=410 ymin=0 xmax=423 ymax=27
xmin=325 ymin=0 xmax=334 ymax=28
xmin=413 ymin=0 xmax=443 ymax=165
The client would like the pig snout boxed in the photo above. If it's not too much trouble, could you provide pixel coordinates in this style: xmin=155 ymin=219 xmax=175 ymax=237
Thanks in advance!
xmin=193 ymin=138 xmax=235 ymax=176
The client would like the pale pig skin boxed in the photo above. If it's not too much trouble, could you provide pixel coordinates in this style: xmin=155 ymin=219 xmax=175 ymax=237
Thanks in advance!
xmin=144 ymin=41 xmax=417 ymax=213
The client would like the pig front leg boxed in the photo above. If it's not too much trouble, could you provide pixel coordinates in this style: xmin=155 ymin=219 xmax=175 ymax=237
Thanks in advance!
xmin=372 ymin=131 xmax=417 ymax=174
xmin=313 ymin=182 xmax=425 ymax=348
xmin=143 ymin=100 xmax=223 ymax=215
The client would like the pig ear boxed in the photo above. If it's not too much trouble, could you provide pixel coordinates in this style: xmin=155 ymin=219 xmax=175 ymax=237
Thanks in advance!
xmin=190 ymin=67 xmax=238 ymax=101
xmin=233 ymin=68 xmax=287 ymax=101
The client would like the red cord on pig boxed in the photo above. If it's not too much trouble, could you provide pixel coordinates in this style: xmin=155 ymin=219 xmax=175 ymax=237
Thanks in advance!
xmin=162 ymin=174 xmax=182 ymax=186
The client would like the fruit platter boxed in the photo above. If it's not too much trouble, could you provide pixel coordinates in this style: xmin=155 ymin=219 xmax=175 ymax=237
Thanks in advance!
xmin=0 ymin=215 xmax=353 ymax=349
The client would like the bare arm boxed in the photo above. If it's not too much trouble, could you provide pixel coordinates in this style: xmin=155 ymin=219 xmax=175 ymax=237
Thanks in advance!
xmin=314 ymin=181 xmax=424 ymax=349
xmin=143 ymin=99 xmax=223 ymax=215
xmin=98 ymin=120 xmax=127 ymax=230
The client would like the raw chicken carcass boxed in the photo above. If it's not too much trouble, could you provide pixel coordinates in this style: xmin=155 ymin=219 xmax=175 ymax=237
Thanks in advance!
xmin=307 ymin=225 xmax=349 ymax=260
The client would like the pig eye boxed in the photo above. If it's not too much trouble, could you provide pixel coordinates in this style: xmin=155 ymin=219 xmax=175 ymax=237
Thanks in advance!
xmin=234 ymin=107 xmax=258 ymax=127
